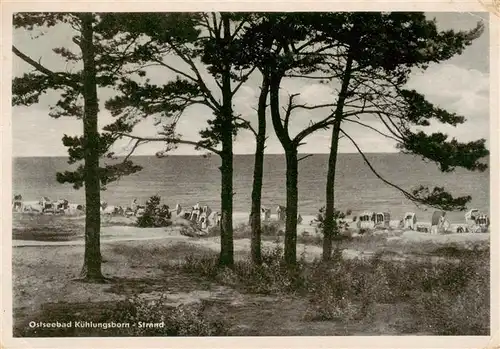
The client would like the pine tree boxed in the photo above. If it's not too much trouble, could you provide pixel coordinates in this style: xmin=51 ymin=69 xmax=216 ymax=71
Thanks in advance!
xmin=239 ymin=13 xmax=343 ymax=265
xmin=103 ymin=13 xmax=256 ymax=267
xmin=312 ymin=13 xmax=488 ymax=261
xmin=12 ymin=13 xmax=145 ymax=280
xmin=237 ymin=13 xmax=488 ymax=265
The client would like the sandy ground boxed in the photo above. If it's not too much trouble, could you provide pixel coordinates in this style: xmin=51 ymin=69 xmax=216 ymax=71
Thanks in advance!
xmin=12 ymin=233 xmax=423 ymax=336
xmin=11 ymin=212 xmax=490 ymax=336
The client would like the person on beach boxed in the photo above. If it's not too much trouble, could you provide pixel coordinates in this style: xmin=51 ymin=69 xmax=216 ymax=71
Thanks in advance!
xmin=261 ymin=206 xmax=271 ymax=221
xmin=276 ymin=205 xmax=286 ymax=222
xmin=131 ymin=198 xmax=138 ymax=212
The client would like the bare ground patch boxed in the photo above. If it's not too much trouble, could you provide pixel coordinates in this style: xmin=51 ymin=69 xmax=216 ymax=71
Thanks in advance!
xmin=12 ymin=214 xmax=489 ymax=337
xmin=13 ymin=238 xmax=432 ymax=337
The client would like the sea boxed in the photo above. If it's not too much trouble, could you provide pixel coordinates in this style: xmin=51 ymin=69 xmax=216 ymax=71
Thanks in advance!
xmin=12 ymin=153 xmax=490 ymax=224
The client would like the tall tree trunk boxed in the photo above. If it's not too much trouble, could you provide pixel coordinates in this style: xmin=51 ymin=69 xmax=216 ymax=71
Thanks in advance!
xmin=80 ymin=13 xmax=104 ymax=281
xmin=219 ymin=150 xmax=234 ymax=267
xmin=322 ymin=54 xmax=353 ymax=262
xmin=249 ymin=76 xmax=270 ymax=265
xmin=219 ymin=14 xmax=234 ymax=268
xmin=322 ymin=120 xmax=341 ymax=261
xmin=284 ymin=148 xmax=299 ymax=265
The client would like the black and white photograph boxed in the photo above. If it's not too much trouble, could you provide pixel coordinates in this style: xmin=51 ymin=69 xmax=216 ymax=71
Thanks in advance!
xmin=1 ymin=3 xmax=498 ymax=347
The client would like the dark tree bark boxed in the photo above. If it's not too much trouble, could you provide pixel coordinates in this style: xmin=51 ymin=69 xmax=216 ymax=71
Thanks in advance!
xmin=219 ymin=150 xmax=234 ymax=267
xmin=322 ymin=120 xmax=341 ymax=261
xmin=80 ymin=13 xmax=104 ymax=281
xmin=322 ymin=55 xmax=353 ymax=262
xmin=249 ymin=76 xmax=270 ymax=265
xmin=218 ymin=14 xmax=234 ymax=267
xmin=284 ymin=148 xmax=299 ymax=265
xmin=269 ymin=73 xmax=300 ymax=265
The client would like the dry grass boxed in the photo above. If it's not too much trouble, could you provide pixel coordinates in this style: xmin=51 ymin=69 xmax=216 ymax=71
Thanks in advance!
xmin=12 ymin=214 xmax=491 ymax=337
xmin=179 ymin=244 xmax=490 ymax=335
xmin=12 ymin=214 xmax=84 ymax=242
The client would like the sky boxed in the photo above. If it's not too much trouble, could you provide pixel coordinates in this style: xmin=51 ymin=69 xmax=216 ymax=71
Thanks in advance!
xmin=11 ymin=12 xmax=490 ymax=157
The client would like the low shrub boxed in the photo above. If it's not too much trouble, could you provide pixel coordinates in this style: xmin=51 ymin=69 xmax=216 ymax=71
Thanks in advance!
xmin=411 ymin=268 xmax=489 ymax=335
xmin=18 ymin=295 xmax=229 ymax=337
xmin=136 ymin=195 xmax=172 ymax=228
xmin=105 ymin=295 xmax=229 ymax=336
xmin=311 ymin=206 xmax=350 ymax=233
xmin=206 ymin=225 xmax=221 ymax=237
xmin=179 ymin=245 xmax=489 ymax=335
xmin=204 ymin=220 xmax=284 ymax=239
xmin=182 ymin=252 xmax=219 ymax=277
xmin=261 ymin=221 xmax=283 ymax=236
xmin=304 ymin=293 xmax=361 ymax=322
xmin=404 ymin=251 xmax=490 ymax=335
xmin=181 ymin=243 xmax=308 ymax=295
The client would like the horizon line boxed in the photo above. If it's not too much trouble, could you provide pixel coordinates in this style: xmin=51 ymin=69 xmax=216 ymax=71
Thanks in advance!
xmin=12 ymin=151 xmax=402 ymax=158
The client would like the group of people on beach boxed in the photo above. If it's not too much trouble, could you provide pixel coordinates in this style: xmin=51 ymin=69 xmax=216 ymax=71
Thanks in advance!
xmin=12 ymin=193 xmax=489 ymax=234
xmin=99 ymin=198 xmax=146 ymax=217
xmin=12 ymin=195 xmax=84 ymax=214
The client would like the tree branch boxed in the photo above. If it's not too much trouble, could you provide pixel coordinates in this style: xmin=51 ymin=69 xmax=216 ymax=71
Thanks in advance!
xmin=343 ymin=118 xmax=402 ymax=143
xmin=115 ymin=132 xmax=221 ymax=155
xmin=235 ymin=116 xmax=257 ymax=137
xmin=376 ymin=113 xmax=407 ymax=141
xmin=12 ymin=45 xmax=80 ymax=89
xmin=168 ymin=43 xmax=220 ymax=109
xmin=298 ymin=154 xmax=313 ymax=162
xmin=284 ymin=74 xmax=337 ymax=80
xmin=293 ymin=112 xmax=335 ymax=144
xmin=340 ymin=128 xmax=424 ymax=205
xmin=199 ymin=13 xmax=215 ymax=39
xmin=230 ymin=18 xmax=248 ymax=40
xmin=292 ymin=103 xmax=337 ymax=112
xmin=284 ymin=93 xmax=300 ymax=131
xmin=122 ymin=139 xmax=147 ymax=163
xmin=231 ymin=66 xmax=257 ymax=97
xmin=151 ymin=57 xmax=198 ymax=84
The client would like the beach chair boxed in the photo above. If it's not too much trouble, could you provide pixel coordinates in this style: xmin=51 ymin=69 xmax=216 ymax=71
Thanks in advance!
xmin=464 ymin=209 xmax=489 ymax=233
xmin=357 ymin=211 xmax=375 ymax=230
xmin=403 ymin=212 xmax=417 ymax=230
xmin=198 ymin=206 xmax=212 ymax=228
xmin=465 ymin=209 xmax=480 ymax=224
xmin=208 ymin=211 xmax=221 ymax=227
xmin=430 ymin=210 xmax=445 ymax=234
xmin=40 ymin=197 xmax=55 ymax=214
xmin=374 ymin=212 xmax=390 ymax=228
xmin=189 ymin=204 xmax=202 ymax=223
xmin=12 ymin=194 xmax=23 ymax=212
xmin=475 ymin=214 xmax=490 ymax=233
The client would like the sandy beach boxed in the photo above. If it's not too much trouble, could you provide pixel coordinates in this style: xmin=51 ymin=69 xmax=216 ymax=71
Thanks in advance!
xmin=10 ymin=210 xmax=490 ymax=336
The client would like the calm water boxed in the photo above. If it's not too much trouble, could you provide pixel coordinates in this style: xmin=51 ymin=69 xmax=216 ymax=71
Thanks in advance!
xmin=13 ymin=154 xmax=490 ymax=223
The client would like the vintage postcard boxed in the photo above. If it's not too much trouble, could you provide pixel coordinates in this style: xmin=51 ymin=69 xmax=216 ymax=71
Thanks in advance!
xmin=1 ymin=1 xmax=498 ymax=348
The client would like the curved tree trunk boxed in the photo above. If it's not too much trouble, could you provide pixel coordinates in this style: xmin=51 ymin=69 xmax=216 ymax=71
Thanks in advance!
xmin=269 ymin=73 xmax=299 ymax=266
xmin=249 ymin=76 xmax=270 ymax=265
xmin=80 ymin=13 xmax=104 ymax=281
